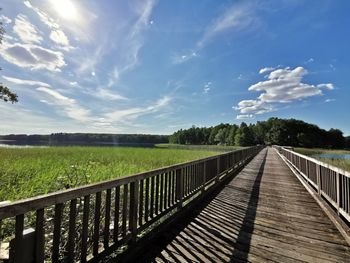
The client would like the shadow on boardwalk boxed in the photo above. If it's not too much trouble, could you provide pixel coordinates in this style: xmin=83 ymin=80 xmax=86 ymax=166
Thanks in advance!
xmin=112 ymin=148 xmax=350 ymax=262
xmin=116 ymin=150 xmax=267 ymax=263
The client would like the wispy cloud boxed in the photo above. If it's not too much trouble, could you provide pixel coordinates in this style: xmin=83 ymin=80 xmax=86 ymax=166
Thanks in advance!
xmin=203 ymin=82 xmax=212 ymax=94
xmin=172 ymin=2 xmax=259 ymax=64
xmin=91 ymin=88 xmax=128 ymax=101
xmin=13 ymin=14 xmax=42 ymax=44
xmin=2 ymin=75 xmax=50 ymax=87
xmin=37 ymin=86 xmax=92 ymax=122
xmin=236 ymin=114 xmax=254 ymax=120
xmin=23 ymin=0 xmax=72 ymax=49
xmin=0 ymin=15 xmax=12 ymax=24
xmin=116 ymin=0 xmax=156 ymax=74
xmin=104 ymin=95 xmax=171 ymax=124
xmin=259 ymin=67 xmax=276 ymax=74
xmin=197 ymin=2 xmax=258 ymax=48
xmin=171 ymin=51 xmax=197 ymax=64
xmin=0 ymin=41 xmax=66 ymax=71
xmin=234 ymin=66 xmax=334 ymax=118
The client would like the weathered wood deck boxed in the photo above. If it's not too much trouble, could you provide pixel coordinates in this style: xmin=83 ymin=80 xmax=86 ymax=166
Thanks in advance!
xmin=138 ymin=148 xmax=350 ymax=262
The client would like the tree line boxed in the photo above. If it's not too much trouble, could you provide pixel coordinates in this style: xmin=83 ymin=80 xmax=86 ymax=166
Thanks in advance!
xmin=169 ymin=118 xmax=350 ymax=149
xmin=0 ymin=133 xmax=169 ymax=145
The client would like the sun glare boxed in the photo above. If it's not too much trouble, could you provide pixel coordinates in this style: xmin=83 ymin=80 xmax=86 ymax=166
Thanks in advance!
xmin=50 ymin=0 xmax=78 ymax=20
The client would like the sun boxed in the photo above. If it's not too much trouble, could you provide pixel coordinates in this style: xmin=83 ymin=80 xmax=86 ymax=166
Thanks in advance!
xmin=50 ymin=0 xmax=78 ymax=20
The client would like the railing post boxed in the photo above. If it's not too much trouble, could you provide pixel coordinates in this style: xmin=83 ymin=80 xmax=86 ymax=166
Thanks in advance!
xmin=201 ymin=161 xmax=207 ymax=194
xmin=216 ymin=157 xmax=220 ymax=182
xmin=176 ymin=169 xmax=183 ymax=208
xmin=316 ymin=164 xmax=321 ymax=196
xmin=129 ymin=180 xmax=139 ymax=242
xmin=336 ymin=172 xmax=340 ymax=215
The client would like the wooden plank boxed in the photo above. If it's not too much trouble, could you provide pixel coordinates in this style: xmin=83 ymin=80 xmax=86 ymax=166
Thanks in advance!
xmin=139 ymin=179 xmax=144 ymax=226
xmin=104 ymin=189 xmax=111 ymax=248
xmin=129 ymin=181 xmax=139 ymax=241
xmin=93 ymin=192 xmax=101 ymax=256
xmin=155 ymin=174 xmax=160 ymax=215
xmin=35 ymin=209 xmax=45 ymax=263
xmin=164 ymin=172 xmax=168 ymax=210
xmin=122 ymin=184 xmax=128 ymax=237
xmin=167 ymin=172 xmax=172 ymax=208
xmin=67 ymin=199 xmax=77 ymax=263
xmin=0 ymin=219 xmax=2 ymax=254
xmin=52 ymin=203 xmax=63 ymax=263
xmin=150 ymin=176 xmax=155 ymax=218
xmin=81 ymin=195 xmax=90 ymax=263
xmin=145 ymin=178 xmax=150 ymax=222
xmin=113 ymin=186 xmax=120 ymax=242
xmin=14 ymin=214 xmax=24 ymax=263
xmin=171 ymin=171 xmax=176 ymax=205
xmin=160 ymin=173 xmax=164 ymax=212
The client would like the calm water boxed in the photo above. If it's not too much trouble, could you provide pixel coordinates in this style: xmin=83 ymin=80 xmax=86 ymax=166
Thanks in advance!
xmin=313 ymin=154 xmax=350 ymax=159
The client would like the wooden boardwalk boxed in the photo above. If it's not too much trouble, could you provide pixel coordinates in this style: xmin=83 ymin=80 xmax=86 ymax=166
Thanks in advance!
xmin=138 ymin=148 xmax=350 ymax=262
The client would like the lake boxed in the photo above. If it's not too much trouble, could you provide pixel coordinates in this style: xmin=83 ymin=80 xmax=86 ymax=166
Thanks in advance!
xmin=313 ymin=153 xmax=350 ymax=159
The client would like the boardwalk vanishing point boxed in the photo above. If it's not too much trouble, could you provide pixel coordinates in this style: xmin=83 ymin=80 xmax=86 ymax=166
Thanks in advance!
xmin=122 ymin=148 xmax=350 ymax=263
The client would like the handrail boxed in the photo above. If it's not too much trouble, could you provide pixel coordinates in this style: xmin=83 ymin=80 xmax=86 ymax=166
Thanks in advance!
xmin=274 ymin=145 xmax=350 ymax=224
xmin=0 ymin=146 xmax=263 ymax=262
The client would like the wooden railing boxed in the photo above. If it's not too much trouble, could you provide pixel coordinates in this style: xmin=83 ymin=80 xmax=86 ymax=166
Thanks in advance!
xmin=274 ymin=146 xmax=350 ymax=223
xmin=0 ymin=146 xmax=262 ymax=263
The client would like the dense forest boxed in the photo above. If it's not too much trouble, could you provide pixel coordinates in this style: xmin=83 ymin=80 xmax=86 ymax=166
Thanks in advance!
xmin=169 ymin=118 xmax=350 ymax=149
xmin=0 ymin=133 xmax=168 ymax=145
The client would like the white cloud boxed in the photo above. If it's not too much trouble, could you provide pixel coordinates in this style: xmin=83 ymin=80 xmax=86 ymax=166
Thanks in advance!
xmin=2 ymin=75 xmax=50 ymax=87
xmin=234 ymin=99 xmax=273 ymax=115
xmin=50 ymin=29 xmax=70 ymax=47
xmin=236 ymin=114 xmax=254 ymax=120
xmin=92 ymin=88 xmax=128 ymax=101
xmin=197 ymin=2 xmax=257 ymax=48
xmin=173 ymin=2 xmax=258 ymax=64
xmin=13 ymin=14 xmax=43 ymax=44
xmin=325 ymin=98 xmax=335 ymax=103
xmin=203 ymin=81 xmax=212 ymax=94
xmin=305 ymin=58 xmax=314 ymax=64
xmin=24 ymin=1 xmax=72 ymax=50
xmin=37 ymin=87 xmax=92 ymax=122
xmin=259 ymin=67 xmax=276 ymax=74
xmin=24 ymin=1 xmax=59 ymax=29
xmin=234 ymin=66 xmax=334 ymax=118
xmin=0 ymin=15 xmax=12 ymax=24
xmin=118 ymin=0 xmax=156 ymax=73
xmin=104 ymin=96 xmax=171 ymax=123
xmin=0 ymin=42 xmax=66 ymax=71
xmin=317 ymin=83 xmax=334 ymax=90
xmin=172 ymin=51 xmax=197 ymax=64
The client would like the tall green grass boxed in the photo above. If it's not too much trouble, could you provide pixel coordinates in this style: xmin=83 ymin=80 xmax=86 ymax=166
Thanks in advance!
xmin=295 ymin=148 xmax=350 ymax=172
xmin=0 ymin=146 xmax=217 ymax=201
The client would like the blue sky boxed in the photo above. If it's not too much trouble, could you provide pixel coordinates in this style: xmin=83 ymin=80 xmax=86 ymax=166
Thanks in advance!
xmin=0 ymin=0 xmax=349 ymax=135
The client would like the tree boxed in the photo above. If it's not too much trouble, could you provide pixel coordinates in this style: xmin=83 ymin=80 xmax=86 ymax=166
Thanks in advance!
xmin=234 ymin=123 xmax=255 ymax=146
xmin=214 ymin=128 xmax=226 ymax=145
xmin=0 ymin=11 xmax=18 ymax=103
xmin=226 ymin=125 xmax=238 ymax=145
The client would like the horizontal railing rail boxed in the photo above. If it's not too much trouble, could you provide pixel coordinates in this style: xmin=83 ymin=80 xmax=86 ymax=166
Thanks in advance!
xmin=274 ymin=146 xmax=350 ymax=224
xmin=0 ymin=146 xmax=263 ymax=263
